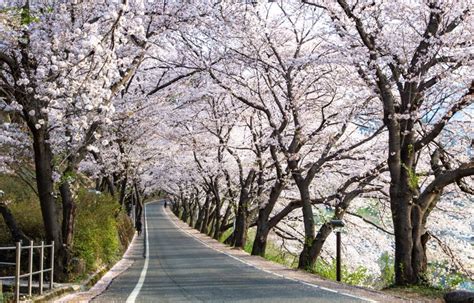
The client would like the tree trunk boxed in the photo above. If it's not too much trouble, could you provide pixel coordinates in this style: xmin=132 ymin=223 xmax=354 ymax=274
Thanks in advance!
xmin=252 ymin=219 xmax=269 ymax=256
xmin=251 ymin=180 xmax=284 ymax=256
xmin=307 ymin=223 xmax=333 ymax=267
xmin=233 ymin=170 xmax=255 ymax=248
xmin=31 ymin=129 xmax=66 ymax=280
xmin=233 ymin=201 xmax=247 ymax=248
xmin=296 ymin=180 xmax=315 ymax=270
xmin=0 ymin=203 xmax=31 ymax=243
xmin=219 ymin=204 xmax=232 ymax=233
xmin=198 ymin=193 xmax=210 ymax=232
xmin=119 ymin=175 xmax=128 ymax=207
xmin=195 ymin=202 xmax=204 ymax=230
xmin=212 ymin=186 xmax=222 ymax=240
xmin=189 ymin=200 xmax=197 ymax=227
xmin=181 ymin=198 xmax=189 ymax=223
xmin=59 ymin=179 xmax=77 ymax=272
xmin=411 ymin=205 xmax=428 ymax=281
xmin=391 ymin=178 xmax=416 ymax=285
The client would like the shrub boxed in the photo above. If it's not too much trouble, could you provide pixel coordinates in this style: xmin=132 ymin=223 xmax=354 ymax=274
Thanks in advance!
xmin=72 ymin=189 xmax=130 ymax=275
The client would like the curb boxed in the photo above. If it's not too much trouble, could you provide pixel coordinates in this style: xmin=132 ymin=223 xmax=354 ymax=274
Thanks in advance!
xmin=52 ymin=232 xmax=138 ymax=303
xmin=32 ymin=284 xmax=81 ymax=302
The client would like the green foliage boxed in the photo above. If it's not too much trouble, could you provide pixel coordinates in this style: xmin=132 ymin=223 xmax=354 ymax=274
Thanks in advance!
xmin=427 ymin=260 xmax=472 ymax=290
xmin=378 ymin=251 xmax=395 ymax=287
xmin=20 ymin=8 xmax=39 ymax=25
xmin=264 ymin=241 xmax=297 ymax=268
xmin=244 ymin=229 xmax=255 ymax=254
xmin=402 ymin=163 xmax=419 ymax=190
xmin=219 ymin=228 xmax=233 ymax=243
xmin=0 ymin=7 xmax=39 ymax=25
xmin=73 ymin=189 xmax=126 ymax=274
xmin=0 ymin=174 xmax=44 ymax=244
xmin=355 ymin=199 xmax=381 ymax=224
xmin=61 ymin=170 xmax=77 ymax=184
xmin=313 ymin=205 xmax=334 ymax=225
xmin=309 ymin=259 xmax=373 ymax=286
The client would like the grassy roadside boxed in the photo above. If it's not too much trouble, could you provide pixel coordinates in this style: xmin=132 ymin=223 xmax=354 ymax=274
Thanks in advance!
xmin=218 ymin=227 xmax=449 ymax=302
xmin=0 ymin=174 xmax=134 ymax=301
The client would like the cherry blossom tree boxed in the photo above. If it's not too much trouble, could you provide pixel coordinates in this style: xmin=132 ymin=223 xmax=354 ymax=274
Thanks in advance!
xmin=302 ymin=0 xmax=473 ymax=285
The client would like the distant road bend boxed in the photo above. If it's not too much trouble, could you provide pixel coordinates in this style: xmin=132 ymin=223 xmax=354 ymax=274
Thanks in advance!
xmin=93 ymin=201 xmax=371 ymax=303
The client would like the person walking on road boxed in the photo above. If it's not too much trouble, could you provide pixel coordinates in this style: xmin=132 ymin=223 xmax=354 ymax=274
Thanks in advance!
xmin=136 ymin=220 xmax=142 ymax=236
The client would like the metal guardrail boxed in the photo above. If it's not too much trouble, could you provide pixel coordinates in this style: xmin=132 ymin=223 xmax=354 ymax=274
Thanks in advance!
xmin=0 ymin=241 xmax=54 ymax=302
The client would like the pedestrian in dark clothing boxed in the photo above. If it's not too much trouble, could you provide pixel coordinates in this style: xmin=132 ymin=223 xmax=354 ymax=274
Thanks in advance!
xmin=164 ymin=201 xmax=168 ymax=208
xmin=136 ymin=221 xmax=142 ymax=236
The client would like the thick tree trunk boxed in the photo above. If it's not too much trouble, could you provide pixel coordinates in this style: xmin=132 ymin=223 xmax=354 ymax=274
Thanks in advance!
xmin=233 ymin=201 xmax=248 ymax=248
xmin=59 ymin=179 xmax=77 ymax=271
xmin=119 ymin=175 xmax=128 ymax=207
xmin=199 ymin=193 xmax=211 ymax=233
xmin=296 ymin=181 xmax=315 ymax=270
xmin=195 ymin=203 xmax=204 ymax=230
xmin=31 ymin=129 xmax=65 ymax=280
xmin=233 ymin=170 xmax=255 ymax=248
xmin=0 ymin=203 xmax=31 ymax=243
xmin=251 ymin=181 xmax=284 ymax=256
xmin=189 ymin=200 xmax=197 ymax=227
xmin=208 ymin=209 xmax=216 ymax=237
xmin=391 ymin=175 xmax=417 ymax=285
xmin=212 ymin=186 xmax=222 ymax=240
xmin=181 ymin=199 xmax=187 ymax=221
xmin=219 ymin=204 xmax=232 ymax=233
xmin=411 ymin=205 xmax=428 ymax=280
xmin=252 ymin=220 xmax=269 ymax=256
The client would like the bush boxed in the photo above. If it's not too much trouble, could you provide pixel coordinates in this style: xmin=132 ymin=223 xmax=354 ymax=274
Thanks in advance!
xmin=72 ymin=189 xmax=131 ymax=276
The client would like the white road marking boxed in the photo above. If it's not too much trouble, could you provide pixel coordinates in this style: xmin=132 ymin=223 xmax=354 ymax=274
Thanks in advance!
xmin=164 ymin=205 xmax=377 ymax=303
xmin=126 ymin=204 xmax=149 ymax=303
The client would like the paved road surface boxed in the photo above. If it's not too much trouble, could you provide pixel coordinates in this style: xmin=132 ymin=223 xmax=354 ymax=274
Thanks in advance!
xmin=93 ymin=201 xmax=368 ymax=302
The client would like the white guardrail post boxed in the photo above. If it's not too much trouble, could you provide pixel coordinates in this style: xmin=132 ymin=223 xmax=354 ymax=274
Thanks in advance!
xmin=39 ymin=241 xmax=44 ymax=295
xmin=14 ymin=242 xmax=21 ymax=302
xmin=50 ymin=241 xmax=54 ymax=290
xmin=0 ymin=240 xmax=54 ymax=302
xmin=28 ymin=240 xmax=33 ymax=296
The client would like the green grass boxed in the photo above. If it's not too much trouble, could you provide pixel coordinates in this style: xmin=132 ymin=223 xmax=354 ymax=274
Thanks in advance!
xmin=219 ymin=228 xmax=233 ymax=243
xmin=308 ymin=259 xmax=373 ymax=287
xmin=243 ymin=229 xmax=255 ymax=254
xmin=383 ymin=284 xmax=445 ymax=300
xmin=242 ymin=228 xmax=371 ymax=286
xmin=243 ymin=229 xmax=297 ymax=268
xmin=0 ymin=174 xmax=44 ymax=244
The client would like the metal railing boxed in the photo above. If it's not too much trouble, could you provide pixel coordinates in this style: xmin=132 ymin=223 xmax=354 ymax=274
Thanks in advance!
xmin=0 ymin=241 xmax=54 ymax=302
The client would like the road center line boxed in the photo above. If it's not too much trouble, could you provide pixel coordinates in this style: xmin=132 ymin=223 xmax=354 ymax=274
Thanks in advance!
xmin=126 ymin=203 xmax=150 ymax=303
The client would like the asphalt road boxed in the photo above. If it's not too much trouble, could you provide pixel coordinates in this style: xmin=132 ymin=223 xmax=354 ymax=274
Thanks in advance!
xmin=93 ymin=201 xmax=368 ymax=303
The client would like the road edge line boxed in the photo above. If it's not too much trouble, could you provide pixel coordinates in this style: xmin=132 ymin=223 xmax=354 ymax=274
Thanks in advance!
xmin=126 ymin=203 xmax=150 ymax=303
